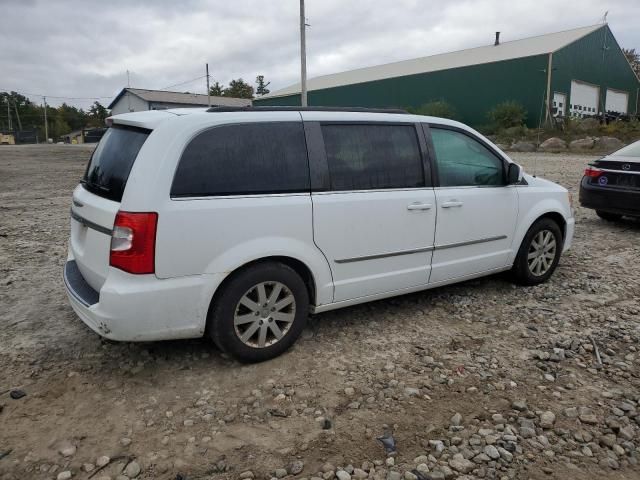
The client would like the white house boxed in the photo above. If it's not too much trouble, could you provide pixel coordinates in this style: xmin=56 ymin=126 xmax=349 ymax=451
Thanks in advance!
xmin=108 ymin=88 xmax=251 ymax=115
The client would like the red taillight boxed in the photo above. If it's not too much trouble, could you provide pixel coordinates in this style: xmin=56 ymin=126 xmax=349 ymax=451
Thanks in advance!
xmin=110 ymin=211 xmax=158 ymax=274
xmin=584 ymin=167 xmax=603 ymax=178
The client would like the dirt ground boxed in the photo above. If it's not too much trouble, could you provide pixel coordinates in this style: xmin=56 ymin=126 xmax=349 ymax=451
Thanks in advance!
xmin=1 ymin=145 xmax=639 ymax=480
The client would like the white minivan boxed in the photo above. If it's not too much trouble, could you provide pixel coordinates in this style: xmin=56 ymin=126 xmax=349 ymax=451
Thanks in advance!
xmin=65 ymin=107 xmax=574 ymax=362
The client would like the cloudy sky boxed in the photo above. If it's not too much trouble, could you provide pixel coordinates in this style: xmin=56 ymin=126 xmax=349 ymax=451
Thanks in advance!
xmin=1 ymin=0 xmax=638 ymax=108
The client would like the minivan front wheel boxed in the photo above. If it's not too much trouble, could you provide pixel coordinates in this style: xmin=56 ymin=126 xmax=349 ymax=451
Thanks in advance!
xmin=207 ymin=262 xmax=309 ymax=362
xmin=512 ymin=218 xmax=562 ymax=286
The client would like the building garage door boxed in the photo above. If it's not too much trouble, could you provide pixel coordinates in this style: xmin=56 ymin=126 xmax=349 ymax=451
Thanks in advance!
xmin=570 ymin=80 xmax=599 ymax=118
xmin=605 ymin=89 xmax=628 ymax=114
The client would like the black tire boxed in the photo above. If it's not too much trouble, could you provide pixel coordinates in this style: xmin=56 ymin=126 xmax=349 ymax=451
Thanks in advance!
xmin=207 ymin=262 xmax=309 ymax=362
xmin=596 ymin=210 xmax=623 ymax=222
xmin=512 ymin=218 xmax=563 ymax=286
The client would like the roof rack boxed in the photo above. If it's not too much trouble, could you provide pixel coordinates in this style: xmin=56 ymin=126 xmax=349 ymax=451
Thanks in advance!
xmin=206 ymin=106 xmax=408 ymax=114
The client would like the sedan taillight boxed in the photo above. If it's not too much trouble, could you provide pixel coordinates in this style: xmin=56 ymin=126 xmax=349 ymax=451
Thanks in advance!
xmin=110 ymin=211 xmax=158 ymax=274
xmin=584 ymin=167 xmax=603 ymax=178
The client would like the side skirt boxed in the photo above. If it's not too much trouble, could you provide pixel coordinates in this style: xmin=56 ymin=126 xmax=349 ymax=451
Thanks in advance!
xmin=311 ymin=265 xmax=511 ymax=314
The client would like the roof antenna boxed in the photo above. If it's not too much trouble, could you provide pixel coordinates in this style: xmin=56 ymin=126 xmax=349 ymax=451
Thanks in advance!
xmin=601 ymin=11 xmax=608 ymax=24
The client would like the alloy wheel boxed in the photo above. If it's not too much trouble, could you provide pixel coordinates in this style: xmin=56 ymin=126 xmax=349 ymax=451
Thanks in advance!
xmin=233 ymin=281 xmax=296 ymax=348
xmin=527 ymin=230 xmax=557 ymax=277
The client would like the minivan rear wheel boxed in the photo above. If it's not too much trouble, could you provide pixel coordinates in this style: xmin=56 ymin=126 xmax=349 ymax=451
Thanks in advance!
xmin=512 ymin=218 xmax=562 ymax=286
xmin=207 ymin=262 xmax=309 ymax=362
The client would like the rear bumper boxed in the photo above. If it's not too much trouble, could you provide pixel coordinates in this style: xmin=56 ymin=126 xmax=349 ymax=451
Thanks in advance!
xmin=64 ymin=258 xmax=225 ymax=342
xmin=579 ymin=178 xmax=640 ymax=217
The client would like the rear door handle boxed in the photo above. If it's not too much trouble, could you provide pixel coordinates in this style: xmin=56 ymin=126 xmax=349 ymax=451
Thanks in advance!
xmin=407 ymin=202 xmax=433 ymax=211
xmin=441 ymin=200 xmax=463 ymax=208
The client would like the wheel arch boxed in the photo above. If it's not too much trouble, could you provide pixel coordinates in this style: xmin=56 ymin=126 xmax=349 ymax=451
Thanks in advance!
xmin=207 ymin=255 xmax=318 ymax=320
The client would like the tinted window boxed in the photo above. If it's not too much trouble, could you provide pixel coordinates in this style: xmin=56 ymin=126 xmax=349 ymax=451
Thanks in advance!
xmin=321 ymin=124 xmax=425 ymax=191
xmin=83 ymin=126 xmax=150 ymax=202
xmin=430 ymin=128 xmax=504 ymax=187
xmin=171 ymin=122 xmax=309 ymax=197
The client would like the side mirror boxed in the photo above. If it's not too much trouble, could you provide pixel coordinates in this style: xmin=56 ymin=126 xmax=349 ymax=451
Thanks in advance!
xmin=507 ymin=163 xmax=522 ymax=184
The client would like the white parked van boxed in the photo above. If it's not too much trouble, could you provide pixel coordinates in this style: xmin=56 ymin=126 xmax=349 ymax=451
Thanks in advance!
xmin=65 ymin=107 xmax=574 ymax=361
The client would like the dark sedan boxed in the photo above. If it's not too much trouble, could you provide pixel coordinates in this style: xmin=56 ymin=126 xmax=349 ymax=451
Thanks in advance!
xmin=579 ymin=140 xmax=640 ymax=220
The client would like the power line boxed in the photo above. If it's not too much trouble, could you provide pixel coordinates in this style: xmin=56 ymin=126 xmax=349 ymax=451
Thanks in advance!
xmin=159 ymin=75 xmax=207 ymax=91
xmin=0 ymin=88 xmax=112 ymax=100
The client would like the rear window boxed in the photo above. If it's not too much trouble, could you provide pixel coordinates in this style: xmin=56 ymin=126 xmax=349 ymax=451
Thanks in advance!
xmin=611 ymin=141 xmax=640 ymax=158
xmin=83 ymin=126 xmax=150 ymax=202
xmin=171 ymin=122 xmax=309 ymax=197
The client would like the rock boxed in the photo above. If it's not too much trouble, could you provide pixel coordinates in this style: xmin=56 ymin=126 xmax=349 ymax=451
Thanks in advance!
xmin=511 ymin=399 xmax=527 ymax=411
xmin=579 ymin=413 xmax=598 ymax=424
xmin=124 ymin=461 xmax=141 ymax=478
xmin=520 ymin=427 xmax=536 ymax=438
xmin=549 ymin=348 xmax=566 ymax=362
xmin=619 ymin=426 xmax=635 ymax=441
xmin=344 ymin=387 xmax=355 ymax=396
xmin=539 ymin=137 xmax=567 ymax=152
xmin=600 ymin=434 xmax=617 ymax=448
xmin=58 ymin=442 xmax=77 ymax=457
xmin=336 ymin=470 xmax=351 ymax=480
xmin=404 ymin=472 xmax=417 ymax=480
xmin=57 ymin=472 xmax=72 ymax=480
xmin=352 ymin=469 xmax=368 ymax=479
xmin=484 ymin=445 xmax=500 ymax=460
xmin=239 ymin=471 xmax=254 ymax=479
xmin=448 ymin=454 xmax=474 ymax=474
xmin=96 ymin=456 xmax=110 ymax=468
xmin=539 ymin=411 xmax=556 ymax=429
xmin=564 ymin=407 xmax=578 ymax=418
xmin=405 ymin=387 xmax=420 ymax=397
xmin=386 ymin=472 xmax=401 ymax=480
xmin=120 ymin=438 xmax=132 ymax=447
xmin=9 ymin=389 xmax=26 ymax=400
xmin=569 ymin=137 xmax=595 ymax=150
xmin=289 ymin=460 xmax=304 ymax=475
xmin=594 ymin=136 xmax=624 ymax=152
xmin=414 ymin=455 xmax=429 ymax=464
xmin=511 ymin=141 xmax=536 ymax=152
xmin=83 ymin=464 xmax=95 ymax=473
xmin=498 ymin=447 xmax=513 ymax=462
xmin=450 ymin=412 xmax=463 ymax=426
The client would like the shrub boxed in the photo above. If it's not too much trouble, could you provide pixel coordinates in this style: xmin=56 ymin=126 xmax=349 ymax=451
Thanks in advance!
xmin=411 ymin=100 xmax=458 ymax=120
xmin=487 ymin=101 xmax=527 ymax=130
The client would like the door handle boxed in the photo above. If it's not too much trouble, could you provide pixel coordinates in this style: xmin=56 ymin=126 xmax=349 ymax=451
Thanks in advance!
xmin=407 ymin=202 xmax=433 ymax=211
xmin=441 ymin=200 xmax=463 ymax=208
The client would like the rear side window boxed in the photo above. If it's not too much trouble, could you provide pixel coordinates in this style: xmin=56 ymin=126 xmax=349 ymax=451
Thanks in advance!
xmin=171 ymin=122 xmax=309 ymax=197
xmin=430 ymin=128 xmax=504 ymax=187
xmin=83 ymin=126 xmax=150 ymax=202
xmin=321 ymin=124 xmax=425 ymax=191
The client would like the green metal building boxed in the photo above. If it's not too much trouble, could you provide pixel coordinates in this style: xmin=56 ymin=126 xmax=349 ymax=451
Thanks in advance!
xmin=255 ymin=24 xmax=639 ymax=127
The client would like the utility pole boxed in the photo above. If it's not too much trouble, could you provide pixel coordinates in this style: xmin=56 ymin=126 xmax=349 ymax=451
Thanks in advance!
xmin=14 ymin=101 xmax=22 ymax=131
xmin=206 ymin=63 xmax=211 ymax=107
xmin=6 ymin=97 xmax=12 ymax=131
xmin=43 ymin=96 xmax=49 ymax=142
xmin=299 ymin=0 xmax=308 ymax=107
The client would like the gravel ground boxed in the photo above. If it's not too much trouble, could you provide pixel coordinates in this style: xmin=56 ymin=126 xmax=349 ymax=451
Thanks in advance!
xmin=1 ymin=145 xmax=639 ymax=480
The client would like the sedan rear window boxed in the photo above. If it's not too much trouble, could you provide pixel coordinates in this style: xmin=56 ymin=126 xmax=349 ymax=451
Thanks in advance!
xmin=611 ymin=141 xmax=640 ymax=158
xmin=83 ymin=126 xmax=150 ymax=202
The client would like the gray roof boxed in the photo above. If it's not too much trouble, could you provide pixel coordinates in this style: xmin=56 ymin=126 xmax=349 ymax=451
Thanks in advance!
xmin=109 ymin=88 xmax=252 ymax=108
xmin=263 ymin=24 xmax=604 ymax=99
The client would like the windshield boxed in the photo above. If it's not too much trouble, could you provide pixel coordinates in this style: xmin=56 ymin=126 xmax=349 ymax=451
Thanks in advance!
xmin=611 ymin=140 xmax=640 ymax=158
xmin=82 ymin=125 xmax=150 ymax=202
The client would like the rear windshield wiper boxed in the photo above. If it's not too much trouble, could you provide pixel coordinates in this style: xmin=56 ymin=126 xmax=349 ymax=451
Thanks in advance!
xmin=80 ymin=179 xmax=111 ymax=193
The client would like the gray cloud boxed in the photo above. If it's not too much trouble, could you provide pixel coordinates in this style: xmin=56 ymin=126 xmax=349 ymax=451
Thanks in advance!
xmin=0 ymin=0 xmax=638 ymax=108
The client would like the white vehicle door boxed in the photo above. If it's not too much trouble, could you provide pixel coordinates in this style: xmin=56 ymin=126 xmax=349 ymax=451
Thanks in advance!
xmin=307 ymin=120 xmax=436 ymax=302
xmin=426 ymin=125 xmax=518 ymax=284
